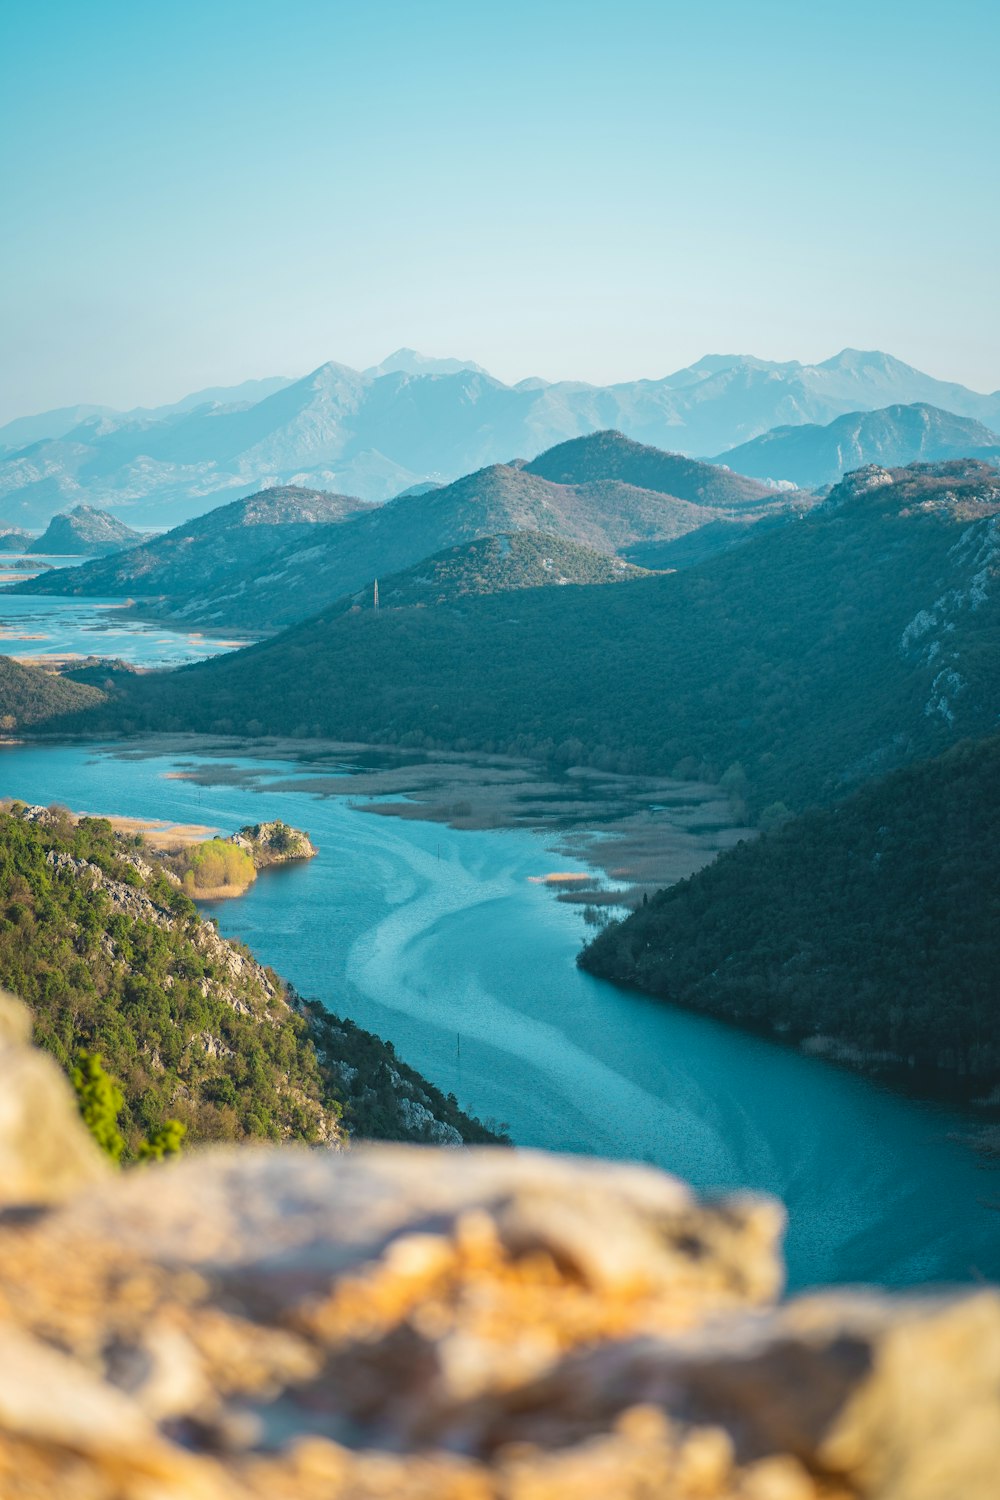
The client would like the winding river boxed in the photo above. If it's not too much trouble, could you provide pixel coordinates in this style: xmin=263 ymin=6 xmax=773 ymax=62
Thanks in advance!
xmin=1 ymin=734 xmax=997 ymax=1292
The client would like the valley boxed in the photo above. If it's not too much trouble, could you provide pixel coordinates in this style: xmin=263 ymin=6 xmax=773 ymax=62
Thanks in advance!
xmin=1 ymin=427 xmax=997 ymax=1298
xmin=2 ymin=733 xmax=998 ymax=1291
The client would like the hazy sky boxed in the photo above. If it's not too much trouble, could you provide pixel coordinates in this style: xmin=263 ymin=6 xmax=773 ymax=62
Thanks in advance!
xmin=2 ymin=0 xmax=998 ymax=422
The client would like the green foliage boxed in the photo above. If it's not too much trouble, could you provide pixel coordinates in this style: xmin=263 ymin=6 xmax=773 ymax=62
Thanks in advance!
xmin=179 ymin=838 xmax=255 ymax=892
xmin=71 ymin=1051 xmax=125 ymax=1163
xmin=138 ymin=1119 xmax=187 ymax=1161
xmin=340 ymin=531 xmax=651 ymax=613
xmin=0 ymin=808 xmax=502 ymax=1153
xmin=580 ymin=735 xmax=1000 ymax=1097
xmin=0 ymin=657 xmax=104 ymax=729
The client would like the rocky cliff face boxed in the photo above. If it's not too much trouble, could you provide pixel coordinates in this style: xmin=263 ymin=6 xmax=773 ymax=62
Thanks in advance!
xmin=0 ymin=988 xmax=996 ymax=1500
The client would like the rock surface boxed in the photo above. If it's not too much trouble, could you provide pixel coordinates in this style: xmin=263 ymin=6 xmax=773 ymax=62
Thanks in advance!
xmin=0 ymin=1011 xmax=997 ymax=1498
xmin=0 ymin=990 xmax=108 ymax=1204
xmin=229 ymin=820 xmax=317 ymax=868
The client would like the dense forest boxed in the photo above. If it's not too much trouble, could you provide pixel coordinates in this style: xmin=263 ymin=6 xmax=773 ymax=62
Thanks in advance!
xmin=54 ymin=460 xmax=999 ymax=819
xmin=0 ymin=804 xmax=501 ymax=1155
xmin=580 ymin=735 xmax=1000 ymax=1096
xmin=0 ymin=657 xmax=104 ymax=729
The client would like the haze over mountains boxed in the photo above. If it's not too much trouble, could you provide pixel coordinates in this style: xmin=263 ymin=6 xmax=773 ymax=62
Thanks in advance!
xmin=2 ymin=347 xmax=999 ymax=528
xmin=716 ymin=403 xmax=1000 ymax=489
xmin=13 ymin=432 xmax=795 ymax=630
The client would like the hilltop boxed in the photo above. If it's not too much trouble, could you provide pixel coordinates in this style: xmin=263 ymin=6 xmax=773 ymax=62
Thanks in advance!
xmin=580 ymin=735 xmax=1000 ymax=1099
xmin=715 ymin=403 xmax=1000 ymax=489
xmin=10 ymin=485 xmax=373 ymax=605
xmin=526 ymin=428 xmax=778 ymax=506
xmin=1 ymin=347 xmax=996 ymax=525
xmin=72 ymin=459 xmax=999 ymax=815
xmin=27 ymin=504 xmax=143 ymax=556
xmin=339 ymin=531 xmax=652 ymax=612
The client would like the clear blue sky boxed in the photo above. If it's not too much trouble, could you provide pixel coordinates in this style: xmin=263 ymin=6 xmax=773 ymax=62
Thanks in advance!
xmin=1 ymin=0 xmax=998 ymax=421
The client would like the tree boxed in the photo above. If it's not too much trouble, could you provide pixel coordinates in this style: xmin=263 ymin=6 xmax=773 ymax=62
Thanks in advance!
xmin=71 ymin=1050 xmax=125 ymax=1163
xmin=138 ymin=1119 xmax=187 ymax=1161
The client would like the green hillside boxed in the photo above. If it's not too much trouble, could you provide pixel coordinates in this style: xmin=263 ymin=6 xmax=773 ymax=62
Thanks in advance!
xmin=525 ymin=428 xmax=780 ymax=507
xmin=339 ymin=531 xmax=651 ymax=612
xmin=75 ymin=460 xmax=1000 ymax=818
xmin=0 ymin=804 xmax=502 ymax=1154
xmin=11 ymin=485 xmax=372 ymax=602
xmin=579 ymin=736 xmax=1000 ymax=1097
xmin=0 ymin=657 xmax=105 ymax=729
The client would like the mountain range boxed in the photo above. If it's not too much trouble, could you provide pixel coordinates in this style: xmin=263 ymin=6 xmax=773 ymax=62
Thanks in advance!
xmin=715 ymin=403 xmax=1000 ymax=489
xmin=12 ymin=433 xmax=795 ymax=630
xmin=2 ymin=347 xmax=998 ymax=527
xmin=40 ymin=458 xmax=1000 ymax=818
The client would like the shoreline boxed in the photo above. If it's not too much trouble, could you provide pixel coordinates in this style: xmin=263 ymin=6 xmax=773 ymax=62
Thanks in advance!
xmin=104 ymin=731 xmax=752 ymax=902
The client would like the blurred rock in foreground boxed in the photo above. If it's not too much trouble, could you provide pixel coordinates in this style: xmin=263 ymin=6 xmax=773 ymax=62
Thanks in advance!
xmin=0 ymin=989 xmax=997 ymax=1499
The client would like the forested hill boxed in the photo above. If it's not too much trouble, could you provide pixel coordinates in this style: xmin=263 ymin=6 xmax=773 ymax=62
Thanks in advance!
xmin=76 ymin=459 xmax=1000 ymax=818
xmin=10 ymin=485 xmax=373 ymax=602
xmin=0 ymin=657 xmax=105 ymax=730
xmin=8 ymin=432 xmax=793 ymax=632
xmin=0 ymin=803 xmax=502 ymax=1154
xmin=579 ymin=735 xmax=1000 ymax=1098
xmin=337 ymin=531 xmax=651 ymax=612
xmin=524 ymin=429 xmax=778 ymax=506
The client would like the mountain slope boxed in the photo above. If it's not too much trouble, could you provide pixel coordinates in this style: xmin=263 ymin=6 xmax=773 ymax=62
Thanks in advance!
xmin=65 ymin=461 xmax=1000 ymax=815
xmin=0 ymin=657 xmax=105 ymax=727
xmin=27 ymin=505 xmax=143 ymax=556
xmin=10 ymin=434 xmax=786 ymax=630
xmin=579 ymin=735 xmax=1000 ymax=1098
xmin=1 ymin=349 xmax=996 ymax=526
xmin=338 ymin=531 xmax=651 ymax=613
xmin=525 ymin=429 xmax=780 ymax=506
xmin=0 ymin=803 xmax=501 ymax=1150
xmin=715 ymin=403 xmax=1000 ymax=488
xmin=10 ymin=486 xmax=374 ymax=603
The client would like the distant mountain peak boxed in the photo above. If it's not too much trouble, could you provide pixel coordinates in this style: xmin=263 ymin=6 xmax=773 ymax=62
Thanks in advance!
xmin=819 ymin=348 xmax=918 ymax=375
xmin=364 ymin=349 xmax=489 ymax=379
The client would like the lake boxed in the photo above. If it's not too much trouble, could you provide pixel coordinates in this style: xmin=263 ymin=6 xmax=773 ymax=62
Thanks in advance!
xmin=1 ymin=733 xmax=997 ymax=1292
xmin=0 ymin=590 xmax=249 ymax=666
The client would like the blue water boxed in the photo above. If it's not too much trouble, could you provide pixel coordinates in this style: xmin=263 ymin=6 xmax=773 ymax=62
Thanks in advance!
xmin=1 ymin=736 xmax=997 ymax=1293
xmin=0 ymin=593 xmax=248 ymax=665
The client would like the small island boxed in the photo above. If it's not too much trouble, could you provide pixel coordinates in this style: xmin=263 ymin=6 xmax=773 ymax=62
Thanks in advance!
xmin=174 ymin=820 xmax=317 ymax=899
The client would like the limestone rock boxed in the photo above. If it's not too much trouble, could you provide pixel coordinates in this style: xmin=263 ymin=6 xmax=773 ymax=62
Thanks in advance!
xmin=229 ymin=820 xmax=317 ymax=869
xmin=0 ymin=989 xmax=107 ymax=1203
xmin=0 ymin=1053 xmax=996 ymax=1499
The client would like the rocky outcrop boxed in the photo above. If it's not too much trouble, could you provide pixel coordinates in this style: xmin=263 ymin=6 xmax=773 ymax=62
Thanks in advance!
xmin=26 ymin=503 xmax=143 ymax=556
xmin=0 ymin=1005 xmax=997 ymax=1498
xmin=229 ymin=820 xmax=317 ymax=868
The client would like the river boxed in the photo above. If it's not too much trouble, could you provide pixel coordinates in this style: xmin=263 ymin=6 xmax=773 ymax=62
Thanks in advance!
xmin=1 ymin=733 xmax=997 ymax=1292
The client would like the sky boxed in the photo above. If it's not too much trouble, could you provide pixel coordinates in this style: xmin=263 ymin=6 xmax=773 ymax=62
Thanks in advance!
xmin=1 ymin=0 xmax=999 ymax=422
